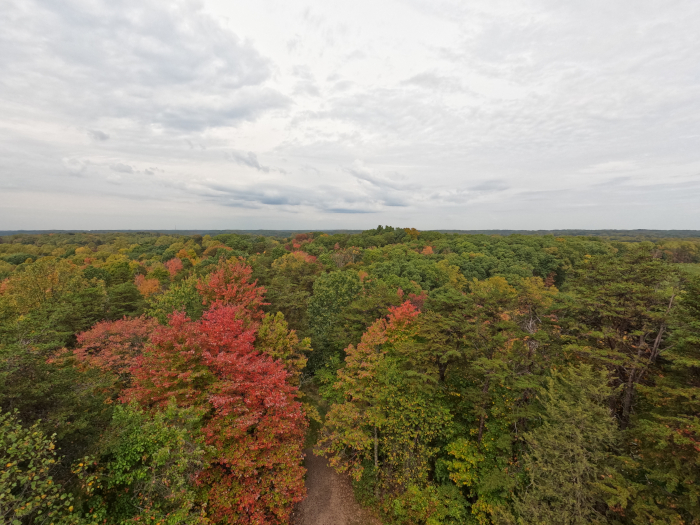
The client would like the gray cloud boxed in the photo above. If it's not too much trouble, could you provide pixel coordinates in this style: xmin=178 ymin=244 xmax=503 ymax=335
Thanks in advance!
xmin=226 ymin=151 xmax=271 ymax=173
xmin=0 ymin=0 xmax=286 ymax=131
xmin=87 ymin=130 xmax=110 ymax=141
xmin=110 ymin=163 xmax=134 ymax=174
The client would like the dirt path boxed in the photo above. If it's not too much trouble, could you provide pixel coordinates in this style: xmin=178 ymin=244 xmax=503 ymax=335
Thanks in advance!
xmin=291 ymin=449 xmax=382 ymax=525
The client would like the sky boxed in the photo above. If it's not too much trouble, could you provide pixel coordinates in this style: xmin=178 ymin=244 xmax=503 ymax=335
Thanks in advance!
xmin=1 ymin=0 xmax=699 ymax=230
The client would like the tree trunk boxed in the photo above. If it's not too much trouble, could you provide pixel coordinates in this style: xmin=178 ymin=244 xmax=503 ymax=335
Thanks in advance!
xmin=620 ymin=369 xmax=636 ymax=429
xmin=373 ymin=425 xmax=378 ymax=468
xmin=478 ymin=378 xmax=490 ymax=442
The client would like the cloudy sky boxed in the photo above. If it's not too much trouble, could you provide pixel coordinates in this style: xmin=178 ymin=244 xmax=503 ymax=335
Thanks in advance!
xmin=1 ymin=0 xmax=699 ymax=230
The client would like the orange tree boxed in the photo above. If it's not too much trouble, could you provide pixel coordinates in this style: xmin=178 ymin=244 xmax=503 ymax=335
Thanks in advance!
xmin=318 ymin=301 xmax=458 ymax=522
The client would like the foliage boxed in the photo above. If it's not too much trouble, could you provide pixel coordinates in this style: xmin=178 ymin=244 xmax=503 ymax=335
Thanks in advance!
xmin=255 ymin=312 xmax=312 ymax=385
xmin=2 ymin=230 xmax=700 ymax=524
xmin=135 ymin=275 xmax=161 ymax=297
xmin=306 ymin=270 xmax=362 ymax=371
xmin=126 ymin=260 xmax=307 ymax=524
xmin=264 ymin=251 xmax=322 ymax=333
xmin=494 ymin=365 xmax=620 ymax=525
xmin=106 ymin=282 xmax=143 ymax=319
xmin=73 ymin=402 xmax=210 ymax=525
xmin=145 ymin=275 xmax=205 ymax=324
xmin=73 ymin=316 xmax=157 ymax=381
xmin=565 ymin=246 xmax=679 ymax=427
xmin=0 ymin=409 xmax=80 ymax=525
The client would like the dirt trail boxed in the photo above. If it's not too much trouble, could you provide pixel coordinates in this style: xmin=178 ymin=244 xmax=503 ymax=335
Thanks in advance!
xmin=291 ymin=449 xmax=382 ymax=525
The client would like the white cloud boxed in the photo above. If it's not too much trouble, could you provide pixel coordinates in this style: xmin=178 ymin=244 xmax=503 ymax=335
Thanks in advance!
xmin=0 ymin=0 xmax=699 ymax=229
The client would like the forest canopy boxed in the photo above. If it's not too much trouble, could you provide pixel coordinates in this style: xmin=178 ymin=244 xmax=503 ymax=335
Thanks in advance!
xmin=1 ymin=227 xmax=699 ymax=524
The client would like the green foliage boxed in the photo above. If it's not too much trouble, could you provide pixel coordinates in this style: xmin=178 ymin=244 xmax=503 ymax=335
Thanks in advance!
xmin=0 ymin=409 xmax=80 ymax=525
xmin=495 ymin=365 xmax=620 ymax=525
xmin=0 ymin=258 xmax=113 ymax=465
xmin=104 ymin=261 xmax=132 ymax=286
xmin=2 ymin=231 xmax=700 ymax=524
xmin=306 ymin=270 xmax=362 ymax=371
xmin=147 ymin=266 xmax=170 ymax=285
xmin=255 ymin=311 xmax=312 ymax=385
xmin=145 ymin=275 xmax=204 ymax=323
xmin=390 ymin=484 xmax=470 ymax=525
xmin=0 ymin=257 xmax=107 ymax=351
xmin=107 ymin=282 xmax=143 ymax=319
xmin=1 ymin=253 xmax=36 ymax=265
xmin=83 ymin=266 xmax=110 ymax=284
xmin=264 ymin=251 xmax=322 ymax=333
xmin=619 ymin=274 xmax=700 ymax=524
xmin=74 ymin=402 xmax=210 ymax=525
xmin=565 ymin=246 xmax=679 ymax=427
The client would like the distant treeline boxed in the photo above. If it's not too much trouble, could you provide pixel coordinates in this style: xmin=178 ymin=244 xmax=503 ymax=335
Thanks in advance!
xmin=2 ymin=228 xmax=700 ymax=240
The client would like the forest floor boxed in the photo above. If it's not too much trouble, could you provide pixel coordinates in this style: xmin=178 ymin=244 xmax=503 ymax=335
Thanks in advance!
xmin=290 ymin=449 xmax=382 ymax=525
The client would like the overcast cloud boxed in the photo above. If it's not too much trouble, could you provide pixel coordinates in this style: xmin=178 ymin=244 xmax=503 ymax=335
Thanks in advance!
xmin=1 ymin=0 xmax=699 ymax=229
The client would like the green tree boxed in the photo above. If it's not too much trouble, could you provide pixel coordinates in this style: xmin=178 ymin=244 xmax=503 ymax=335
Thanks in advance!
xmin=266 ymin=251 xmax=323 ymax=333
xmin=107 ymin=282 xmax=143 ymax=319
xmin=74 ymin=402 xmax=210 ymax=525
xmin=620 ymin=274 xmax=700 ymax=524
xmin=145 ymin=275 xmax=204 ymax=324
xmin=306 ymin=270 xmax=361 ymax=371
xmin=0 ymin=409 xmax=81 ymax=525
xmin=565 ymin=246 xmax=679 ymax=428
xmin=0 ymin=258 xmax=112 ymax=467
xmin=493 ymin=365 xmax=620 ymax=525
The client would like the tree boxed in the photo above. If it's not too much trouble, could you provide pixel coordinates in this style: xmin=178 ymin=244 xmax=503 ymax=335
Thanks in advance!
xmin=73 ymin=402 xmax=210 ymax=525
xmin=320 ymin=302 xmax=431 ymax=478
xmin=165 ymin=257 xmax=184 ymax=278
xmin=0 ymin=409 xmax=80 ymax=525
xmin=306 ymin=270 xmax=362 ymax=371
xmin=0 ymin=258 xmax=112 ymax=465
xmin=0 ymin=257 xmax=107 ymax=350
xmin=265 ymin=251 xmax=322 ymax=333
xmin=621 ymin=274 xmax=700 ymax=524
xmin=126 ymin=260 xmax=307 ymax=524
xmin=493 ymin=365 xmax=620 ymax=525
xmin=566 ymin=246 xmax=679 ymax=428
xmin=145 ymin=274 xmax=205 ymax=324
xmin=73 ymin=316 xmax=157 ymax=382
xmin=255 ymin=312 xmax=312 ymax=386
xmin=135 ymin=275 xmax=161 ymax=297
xmin=107 ymin=282 xmax=143 ymax=319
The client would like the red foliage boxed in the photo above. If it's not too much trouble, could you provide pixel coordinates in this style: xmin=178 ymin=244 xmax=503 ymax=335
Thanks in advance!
xmin=197 ymin=259 xmax=266 ymax=320
xmin=127 ymin=260 xmax=306 ymax=524
xmin=164 ymin=257 xmax=184 ymax=278
xmin=408 ymin=290 xmax=428 ymax=312
xmin=74 ymin=316 xmax=157 ymax=377
xmin=386 ymin=301 xmax=420 ymax=336
xmin=286 ymin=233 xmax=313 ymax=251
xmin=287 ymin=251 xmax=317 ymax=264
xmin=293 ymin=233 xmax=312 ymax=243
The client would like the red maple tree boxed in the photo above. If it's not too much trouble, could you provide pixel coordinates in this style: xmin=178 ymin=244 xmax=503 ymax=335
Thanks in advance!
xmin=74 ymin=316 xmax=158 ymax=378
xmin=164 ymin=257 xmax=184 ymax=278
xmin=126 ymin=260 xmax=307 ymax=524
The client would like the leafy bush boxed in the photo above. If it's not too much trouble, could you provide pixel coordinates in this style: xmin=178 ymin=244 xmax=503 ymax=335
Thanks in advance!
xmin=0 ymin=409 xmax=80 ymax=525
